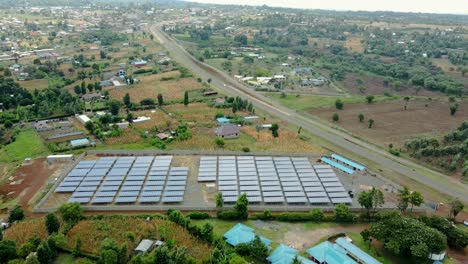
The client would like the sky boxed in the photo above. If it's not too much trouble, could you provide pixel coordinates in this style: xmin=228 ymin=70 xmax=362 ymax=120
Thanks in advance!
xmin=187 ymin=0 xmax=468 ymax=15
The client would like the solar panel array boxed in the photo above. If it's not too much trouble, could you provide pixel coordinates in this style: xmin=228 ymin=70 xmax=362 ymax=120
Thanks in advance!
xmin=55 ymin=156 xmax=188 ymax=204
xmin=198 ymin=156 xmax=352 ymax=205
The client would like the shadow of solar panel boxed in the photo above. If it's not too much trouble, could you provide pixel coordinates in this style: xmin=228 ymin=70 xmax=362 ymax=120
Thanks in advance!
xmin=198 ymin=177 xmax=216 ymax=182
xmin=68 ymin=197 xmax=90 ymax=204
xmin=55 ymin=186 xmax=76 ymax=192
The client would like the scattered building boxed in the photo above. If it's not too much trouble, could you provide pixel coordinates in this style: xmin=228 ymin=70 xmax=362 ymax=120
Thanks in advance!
xmin=81 ymin=93 xmax=103 ymax=102
xmin=76 ymin=114 xmax=91 ymax=125
xmin=131 ymin=60 xmax=147 ymax=67
xmin=203 ymin=90 xmax=218 ymax=96
xmin=216 ymin=123 xmax=240 ymax=139
xmin=47 ymin=154 xmax=74 ymax=163
xmin=33 ymin=120 xmax=50 ymax=131
xmin=132 ymin=116 xmax=151 ymax=124
xmin=156 ymin=133 xmax=169 ymax=140
xmin=267 ymin=244 xmax=314 ymax=264
xmin=216 ymin=117 xmax=230 ymax=125
xmin=70 ymin=138 xmax=90 ymax=148
xmin=307 ymin=237 xmax=381 ymax=264
xmin=135 ymin=239 xmax=154 ymax=254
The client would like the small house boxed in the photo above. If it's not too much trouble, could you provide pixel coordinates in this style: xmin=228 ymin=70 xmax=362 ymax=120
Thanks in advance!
xmin=214 ymin=98 xmax=226 ymax=105
xmin=133 ymin=116 xmax=151 ymax=124
xmin=81 ymin=93 xmax=102 ymax=102
xmin=47 ymin=154 xmax=74 ymax=163
xmin=135 ymin=239 xmax=154 ymax=254
xmin=223 ymin=223 xmax=271 ymax=247
xmin=216 ymin=117 xmax=230 ymax=125
xmin=156 ymin=133 xmax=169 ymax=140
xmin=216 ymin=124 xmax=240 ymax=139
xmin=70 ymin=138 xmax=90 ymax=148
xmin=77 ymin=115 xmax=91 ymax=125
xmin=131 ymin=60 xmax=147 ymax=67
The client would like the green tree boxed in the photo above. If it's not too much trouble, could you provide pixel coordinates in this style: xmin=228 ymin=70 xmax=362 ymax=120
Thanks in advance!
xmin=0 ymin=239 xmax=17 ymax=263
xmin=419 ymin=215 xmax=468 ymax=249
xmin=332 ymin=113 xmax=339 ymax=122
xmin=292 ymin=256 xmax=303 ymax=264
xmin=248 ymin=235 xmax=269 ymax=259
xmin=183 ymin=91 xmax=189 ymax=106
xmin=3 ymin=67 xmax=11 ymax=76
xmin=72 ymin=237 xmax=82 ymax=257
xmin=123 ymin=93 xmax=131 ymax=108
xmin=74 ymin=85 xmax=82 ymax=95
xmin=200 ymin=223 xmax=214 ymax=243
xmin=232 ymin=103 xmax=238 ymax=113
xmin=409 ymin=191 xmax=423 ymax=213
xmin=358 ymin=113 xmax=364 ymax=122
xmin=9 ymin=205 xmax=24 ymax=222
xmin=334 ymin=204 xmax=354 ymax=222
xmin=215 ymin=137 xmax=225 ymax=148
xmin=25 ymin=254 xmax=40 ymax=264
xmin=36 ymin=241 xmax=52 ymax=264
xmin=335 ymin=99 xmax=344 ymax=110
xmin=366 ymin=95 xmax=375 ymax=103
xmin=270 ymin=123 xmax=279 ymax=137
xmin=234 ymin=34 xmax=248 ymax=45
xmin=368 ymin=119 xmax=374 ymax=128
xmin=450 ymin=104 xmax=459 ymax=116
xmin=234 ymin=194 xmax=249 ymax=220
xmin=358 ymin=187 xmax=384 ymax=220
xmin=229 ymin=255 xmax=247 ymax=264
xmin=57 ymin=202 xmax=83 ymax=225
xmin=118 ymin=243 xmax=128 ymax=264
xmin=109 ymin=100 xmax=121 ymax=116
xmin=87 ymin=83 xmax=94 ymax=93
xmin=397 ymin=187 xmax=410 ymax=213
xmin=215 ymin=192 xmax=224 ymax=209
xmin=45 ymin=213 xmax=60 ymax=235
xmin=157 ymin=93 xmax=164 ymax=106
xmin=448 ymin=198 xmax=464 ymax=219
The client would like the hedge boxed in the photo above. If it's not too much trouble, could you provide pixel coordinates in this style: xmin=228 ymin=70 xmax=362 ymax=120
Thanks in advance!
xmin=187 ymin=211 xmax=211 ymax=220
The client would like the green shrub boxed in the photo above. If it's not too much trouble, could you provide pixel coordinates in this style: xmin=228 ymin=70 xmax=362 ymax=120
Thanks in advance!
xmin=217 ymin=210 xmax=240 ymax=220
xmin=187 ymin=211 xmax=211 ymax=219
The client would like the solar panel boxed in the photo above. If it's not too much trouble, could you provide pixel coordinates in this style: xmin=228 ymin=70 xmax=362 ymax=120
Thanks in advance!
xmin=76 ymin=186 xmax=98 ymax=192
xmin=126 ymin=175 xmax=146 ymax=181
xmin=282 ymin=186 xmax=303 ymax=192
xmin=62 ymin=177 xmax=84 ymax=182
xmin=198 ymin=177 xmax=217 ymax=182
xmin=284 ymin=192 xmax=306 ymax=197
xmin=91 ymin=197 xmax=114 ymax=203
xmin=328 ymin=192 xmax=349 ymax=198
xmin=262 ymin=191 xmax=283 ymax=197
xmin=261 ymin=186 xmax=282 ymax=192
xmin=239 ymin=181 xmax=259 ymax=186
xmin=325 ymin=187 xmax=346 ymax=192
xmin=147 ymin=176 xmax=166 ymax=181
xmin=320 ymin=178 xmax=339 ymax=182
xmin=330 ymin=197 xmax=352 ymax=204
xmin=139 ymin=196 xmax=160 ymax=203
xmin=144 ymin=180 xmax=165 ymax=186
xmin=59 ymin=182 xmax=80 ymax=187
xmin=306 ymin=192 xmax=328 ymax=198
xmin=121 ymin=185 xmax=142 ymax=191
xmin=309 ymin=197 xmax=330 ymax=204
xmin=281 ymin=181 xmax=301 ymax=186
xmin=71 ymin=191 xmax=94 ymax=198
xmin=68 ymin=197 xmax=90 ymax=204
xmin=239 ymin=186 xmax=259 ymax=191
xmin=163 ymin=191 xmax=184 ymax=197
xmin=219 ymin=180 xmax=238 ymax=186
xmin=165 ymin=185 xmax=185 ymax=191
xmin=286 ymin=197 xmax=308 ymax=203
xmin=304 ymin=187 xmax=325 ymax=192
xmin=118 ymin=191 xmax=140 ymax=197
xmin=142 ymin=185 xmax=164 ymax=191
xmin=223 ymin=196 xmax=238 ymax=203
xmin=166 ymin=181 xmax=186 ymax=186
xmin=79 ymin=181 xmax=100 ymax=187
xmin=95 ymin=191 xmax=116 ymax=197
xmin=102 ymin=180 xmax=123 ymax=186
xmin=167 ymin=176 xmax=187 ymax=181
xmin=140 ymin=191 xmax=161 ymax=197
xmin=83 ymin=176 xmax=104 ymax=182
xmin=264 ymin=197 xmax=285 ymax=203
xmin=161 ymin=196 xmax=183 ymax=203
xmin=322 ymin=182 xmax=343 ymax=187
xmin=220 ymin=191 xmax=238 ymax=196
xmin=55 ymin=186 xmax=76 ymax=192
xmin=98 ymin=186 xmax=119 ymax=191
xmin=115 ymin=197 xmax=137 ymax=203
xmin=247 ymin=196 xmax=262 ymax=203
xmin=302 ymin=181 xmax=323 ymax=187
xmin=218 ymin=185 xmax=238 ymax=191
xmin=123 ymin=180 xmax=144 ymax=186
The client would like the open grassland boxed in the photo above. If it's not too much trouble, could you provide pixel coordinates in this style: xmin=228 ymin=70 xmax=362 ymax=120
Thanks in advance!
xmin=108 ymin=71 xmax=204 ymax=102
xmin=131 ymin=109 xmax=178 ymax=130
xmin=266 ymin=93 xmax=398 ymax=111
xmin=0 ymin=129 xmax=50 ymax=163
xmin=104 ymin=128 xmax=144 ymax=146
xmin=309 ymin=99 xmax=468 ymax=147
xmin=344 ymin=36 xmax=365 ymax=52
xmin=19 ymin=79 xmax=49 ymax=92
xmin=164 ymin=103 xmax=238 ymax=127
xmin=4 ymin=218 xmax=48 ymax=245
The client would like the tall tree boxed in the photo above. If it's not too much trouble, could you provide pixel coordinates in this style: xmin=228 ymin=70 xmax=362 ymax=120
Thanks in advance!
xmin=409 ymin=191 xmax=423 ymax=213
xmin=234 ymin=194 xmax=249 ymax=220
xmin=270 ymin=123 xmax=279 ymax=138
xmin=57 ymin=202 xmax=83 ymax=225
xmin=215 ymin=192 xmax=224 ymax=209
xmin=123 ymin=93 xmax=131 ymax=108
xmin=183 ymin=91 xmax=189 ymax=106
xmin=248 ymin=235 xmax=269 ymax=259
xmin=157 ymin=93 xmax=164 ymax=106
xmin=9 ymin=205 xmax=24 ymax=222
xmin=45 ymin=213 xmax=60 ymax=235
xmin=109 ymin=100 xmax=121 ymax=116
xmin=448 ymin=198 xmax=464 ymax=219
xmin=397 ymin=187 xmax=410 ymax=213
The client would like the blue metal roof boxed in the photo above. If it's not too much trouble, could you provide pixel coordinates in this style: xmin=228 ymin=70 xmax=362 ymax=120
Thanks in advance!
xmin=306 ymin=241 xmax=357 ymax=264
xmin=70 ymin=138 xmax=90 ymax=148
xmin=331 ymin=154 xmax=366 ymax=171
xmin=321 ymin=157 xmax=354 ymax=174
xmin=335 ymin=238 xmax=381 ymax=264
xmin=216 ymin=117 xmax=230 ymax=123
xmin=223 ymin=223 xmax=271 ymax=247
xmin=267 ymin=244 xmax=314 ymax=264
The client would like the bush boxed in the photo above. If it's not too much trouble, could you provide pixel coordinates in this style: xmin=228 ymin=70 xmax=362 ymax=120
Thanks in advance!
xmin=242 ymin=147 xmax=251 ymax=152
xmin=310 ymin=208 xmax=324 ymax=222
xmin=276 ymin=212 xmax=312 ymax=222
xmin=217 ymin=210 xmax=240 ymax=220
xmin=187 ymin=211 xmax=211 ymax=220
xmin=234 ymin=243 xmax=250 ymax=256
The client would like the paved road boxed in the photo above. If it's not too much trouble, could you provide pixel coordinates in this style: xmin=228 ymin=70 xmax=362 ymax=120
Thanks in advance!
xmin=150 ymin=25 xmax=468 ymax=203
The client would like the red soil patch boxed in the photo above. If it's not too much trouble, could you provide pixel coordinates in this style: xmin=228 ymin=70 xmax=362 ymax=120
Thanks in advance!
xmin=0 ymin=158 xmax=60 ymax=217
xmin=310 ymin=99 xmax=468 ymax=147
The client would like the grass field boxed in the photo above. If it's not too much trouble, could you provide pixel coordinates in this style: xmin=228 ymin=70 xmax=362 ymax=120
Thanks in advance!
xmin=266 ymin=93 xmax=398 ymax=111
xmin=344 ymin=37 xmax=364 ymax=52
xmin=0 ymin=129 xmax=50 ymax=163
xmin=108 ymin=71 xmax=204 ymax=103
xmin=19 ymin=79 xmax=49 ymax=92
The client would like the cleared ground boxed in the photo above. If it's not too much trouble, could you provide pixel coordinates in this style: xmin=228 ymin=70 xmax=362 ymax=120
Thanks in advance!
xmin=310 ymin=99 xmax=468 ymax=146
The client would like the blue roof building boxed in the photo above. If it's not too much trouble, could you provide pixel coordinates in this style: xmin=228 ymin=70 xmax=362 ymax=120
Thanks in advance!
xmin=335 ymin=238 xmax=381 ymax=264
xmin=321 ymin=157 xmax=355 ymax=174
xmin=223 ymin=223 xmax=271 ymax=247
xmin=307 ymin=241 xmax=357 ymax=264
xmin=267 ymin=244 xmax=314 ymax=264
xmin=216 ymin=117 xmax=230 ymax=124
xmin=331 ymin=154 xmax=366 ymax=171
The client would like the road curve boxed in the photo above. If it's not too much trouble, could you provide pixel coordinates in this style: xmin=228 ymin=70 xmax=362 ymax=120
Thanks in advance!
xmin=150 ymin=25 xmax=468 ymax=203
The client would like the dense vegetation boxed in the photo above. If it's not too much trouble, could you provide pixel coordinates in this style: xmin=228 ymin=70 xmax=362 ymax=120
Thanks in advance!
xmin=404 ymin=122 xmax=468 ymax=178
